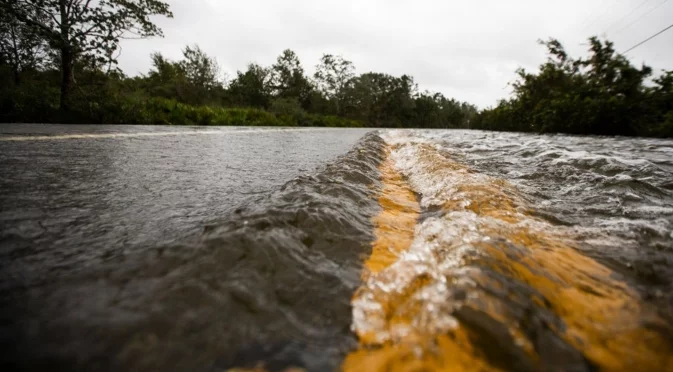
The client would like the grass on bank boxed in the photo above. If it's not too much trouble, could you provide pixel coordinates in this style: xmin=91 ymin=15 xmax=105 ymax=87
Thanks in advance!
xmin=1 ymin=90 xmax=363 ymax=127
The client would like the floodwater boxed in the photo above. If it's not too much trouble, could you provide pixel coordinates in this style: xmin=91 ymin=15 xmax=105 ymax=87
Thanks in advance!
xmin=1 ymin=125 xmax=672 ymax=371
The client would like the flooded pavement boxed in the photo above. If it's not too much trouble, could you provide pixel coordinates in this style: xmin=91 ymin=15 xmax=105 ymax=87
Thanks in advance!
xmin=0 ymin=125 xmax=370 ymax=371
xmin=1 ymin=126 xmax=672 ymax=371
xmin=348 ymin=130 xmax=673 ymax=371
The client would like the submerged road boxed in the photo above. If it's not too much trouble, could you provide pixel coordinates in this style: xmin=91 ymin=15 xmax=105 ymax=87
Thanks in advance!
xmin=0 ymin=125 xmax=372 ymax=371
xmin=2 ymin=125 xmax=673 ymax=371
xmin=0 ymin=124 xmax=370 ymax=264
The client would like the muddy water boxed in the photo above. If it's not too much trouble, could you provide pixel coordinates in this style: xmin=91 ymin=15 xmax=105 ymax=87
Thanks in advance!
xmin=348 ymin=130 xmax=673 ymax=371
xmin=1 ymin=126 xmax=672 ymax=371
xmin=0 ymin=125 xmax=372 ymax=371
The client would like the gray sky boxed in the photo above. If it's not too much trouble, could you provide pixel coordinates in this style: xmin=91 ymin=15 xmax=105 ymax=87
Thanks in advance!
xmin=118 ymin=0 xmax=673 ymax=108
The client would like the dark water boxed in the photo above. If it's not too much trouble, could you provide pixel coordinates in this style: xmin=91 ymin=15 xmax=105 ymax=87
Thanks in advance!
xmin=1 ymin=125 xmax=672 ymax=371
xmin=0 ymin=125 xmax=373 ymax=371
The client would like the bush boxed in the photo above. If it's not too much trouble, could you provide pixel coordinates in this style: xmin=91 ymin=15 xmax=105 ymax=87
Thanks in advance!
xmin=0 ymin=73 xmax=60 ymax=123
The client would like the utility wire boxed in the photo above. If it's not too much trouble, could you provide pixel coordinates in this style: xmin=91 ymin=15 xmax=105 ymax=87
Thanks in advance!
xmin=614 ymin=0 xmax=669 ymax=35
xmin=603 ymin=0 xmax=653 ymax=33
xmin=577 ymin=1 xmax=605 ymax=28
xmin=622 ymin=22 xmax=673 ymax=53
xmin=578 ymin=0 xmax=610 ymax=30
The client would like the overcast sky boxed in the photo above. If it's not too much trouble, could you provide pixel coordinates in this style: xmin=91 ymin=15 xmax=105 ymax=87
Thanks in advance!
xmin=118 ymin=0 xmax=673 ymax=108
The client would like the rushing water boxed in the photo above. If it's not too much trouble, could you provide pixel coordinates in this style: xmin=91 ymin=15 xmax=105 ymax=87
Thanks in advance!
xmin=1 ymin=126 xmax=672 ymax=371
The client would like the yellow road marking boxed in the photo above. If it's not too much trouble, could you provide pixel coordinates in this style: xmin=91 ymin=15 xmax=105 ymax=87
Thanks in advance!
xmin=345 ymin=145 xmax=501 ymax=372
xmin=361 ymin=148 xmax=420 ymax=278
xmin=344 ymin=141 xmax=673 ymax=371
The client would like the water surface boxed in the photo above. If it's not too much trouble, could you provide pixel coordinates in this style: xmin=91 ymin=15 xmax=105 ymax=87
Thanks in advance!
xmin=1 ymin=125 xmax=672 ymax=371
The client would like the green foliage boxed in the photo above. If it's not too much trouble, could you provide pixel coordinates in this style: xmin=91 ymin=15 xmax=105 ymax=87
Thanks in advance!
xmin=303 ymin=114 xmax=362 ymax=128
xmin=342 ymin=72 xmax=417 ymax=127
xmin=0 ymin=3 xmax=50 ymax=83
xmin=0 ymin=1 xmax=479 ymax=129
xmin=0 ymin=64 xmax=363 ymax=128
xmin=0 ymin=1 xmax=485 ymax=130
xmin=1 ymin=0 xmax=173 ymax=109
xmin=314 ymin=54 xmax=355 ymax=115
xmin=1 ymin=0 xmax=173 ymax=65
xmin=179 ymin=45 xmax=222 ymax=92
xmin=411 ymin=92 xmax=478 ymax=129
xmin=0 ymin=65 xmax=59 ymax=122
xmin=228 ymin=63 xmax=272 ymax=109
xmin=0 ymin=2 xmax=668 ymax=136
xmin=270 ymin=49 xmax=314 ymax=109
xmin=0 ymin=39 xmax=477 ymax=128
xmin=474 ymin=37 xmax=673 ymax=137
xmin=270 ymin=97 xmax=307 ymax=124
xmin=143 ymin=47 xmax=226 ymax=106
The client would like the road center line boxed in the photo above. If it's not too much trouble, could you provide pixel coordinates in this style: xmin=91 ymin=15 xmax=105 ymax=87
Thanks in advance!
xmin=344 ymin=138 xmax=673 ymax=371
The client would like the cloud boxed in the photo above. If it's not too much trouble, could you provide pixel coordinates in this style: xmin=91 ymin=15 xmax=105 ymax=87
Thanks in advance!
xmin=118 ymin=0 xmax=673 ymax=108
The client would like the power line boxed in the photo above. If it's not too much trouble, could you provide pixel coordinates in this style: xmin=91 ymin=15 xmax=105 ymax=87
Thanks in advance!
xmin=577 ymin=0 xmax=611 ymax=30
xmin=614 ymin=0 xmax=669 ymax=35
xmin=622 ymin=22 xmax=673 ymax=53
xmin=603 ymin=0 xmax=653 ymax=33
xmin=581 ymin=0 xmax=630 ymax=32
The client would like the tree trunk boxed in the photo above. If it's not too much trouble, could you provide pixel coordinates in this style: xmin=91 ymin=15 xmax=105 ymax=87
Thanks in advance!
xmin=9 ymin=19 xmax=21 ymax=86
xmin=59 ymin=47 xmax=73 ymax=111
xmin=58 ymin=0 xmax=72 ymax=112
xmin=13 ymin=66 xmax=20 ymax=86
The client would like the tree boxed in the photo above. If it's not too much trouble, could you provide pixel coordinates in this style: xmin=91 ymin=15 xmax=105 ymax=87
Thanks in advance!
xmin=0 ymin=1 xmax=49 ymax=85
xmin=143 ymin=46 xmax=223 ymax=105
xmin=314 ymin=54 xmax=355 ymax=115
xmin=344 ymin=72 xmax=416 ymax=127
xmin=148 ymin=52 xmax=184 ymax=84
xmin=228 ymin=63 xmax=272 ymax=108
xmin=270 ymin=49 xmax=313 ymax=109
xmin=1 ymin=0 xmax=173 ymax=110
xmin=412 ymin=92 xmax=475 ymax=128
xmin=179 ymin=45 xmax=222 ymax=92
xmin=646 ymin=70 xmax=673 ymax=136
xmin=144 ymin=52 xmax=186 ymax=101
xmin=474 ymin=37 xmax=665 ymax=136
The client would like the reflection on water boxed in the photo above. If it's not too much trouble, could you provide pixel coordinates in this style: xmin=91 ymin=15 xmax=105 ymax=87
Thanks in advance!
xmin=1 ymin=126 xmax=672 ymax=371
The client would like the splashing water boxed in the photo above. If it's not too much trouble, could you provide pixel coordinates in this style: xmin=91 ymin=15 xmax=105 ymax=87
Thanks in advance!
xmin=2 ymin=127 xmax=672 ymax=371
xmin=347 ymin=130 xmax=673 ymax=371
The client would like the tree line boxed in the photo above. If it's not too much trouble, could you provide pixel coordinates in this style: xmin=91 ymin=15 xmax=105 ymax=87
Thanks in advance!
xmin=0 ymin=1 xmax=476 ymax=128
xmin=0 ymin=1 xmax=671 ymax=136
xmin=473 ymin=38 xmax=673 ymax=137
